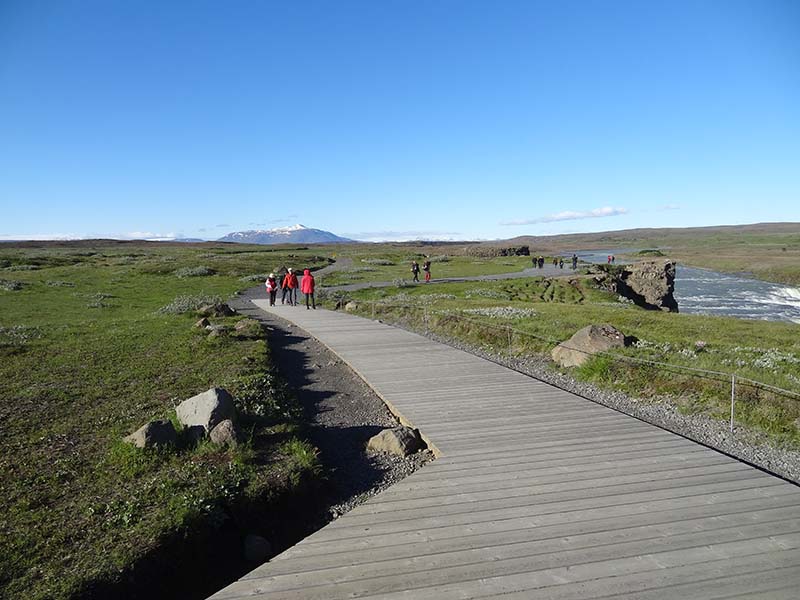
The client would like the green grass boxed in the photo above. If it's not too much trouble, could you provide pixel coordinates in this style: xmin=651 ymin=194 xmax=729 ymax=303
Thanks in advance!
xmin=330 ymin=277 xmax=800 ymax=444
xmin=0 ymin=242 xmax=329 ymax=599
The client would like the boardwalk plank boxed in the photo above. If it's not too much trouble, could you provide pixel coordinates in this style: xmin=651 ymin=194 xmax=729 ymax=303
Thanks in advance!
xmin=209 ymin=304 xmax=800 ymax=599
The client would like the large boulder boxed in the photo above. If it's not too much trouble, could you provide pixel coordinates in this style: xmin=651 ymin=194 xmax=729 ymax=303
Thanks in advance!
xmin=176 ymin=387 xmax=236 ymax=432
xmin=551 ymin=324 xmax=626 ymax=368
xmin=367 ymin=426 xmax=423 ymax=456
xmin=124 ymin=420 xmax=177 ymax=448
xmin=595 ymin=260 xmax=678 ymax=312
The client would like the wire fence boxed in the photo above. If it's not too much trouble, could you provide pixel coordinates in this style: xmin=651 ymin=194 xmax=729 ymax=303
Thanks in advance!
xmin=330 ymin=297 xmax=800 ymax=436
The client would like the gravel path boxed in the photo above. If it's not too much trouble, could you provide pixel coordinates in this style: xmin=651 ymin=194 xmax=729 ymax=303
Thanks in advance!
xmin=230 ymin=287 xmax=433 ymax=522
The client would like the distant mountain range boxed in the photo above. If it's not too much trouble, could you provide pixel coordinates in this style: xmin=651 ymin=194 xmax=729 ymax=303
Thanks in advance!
xmin=217 ymin=224 xmax=352 ymax=245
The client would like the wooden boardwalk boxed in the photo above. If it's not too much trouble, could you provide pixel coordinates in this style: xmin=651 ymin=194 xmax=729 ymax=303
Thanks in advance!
xmin=211 ymin=303 xmax=800 ymax=599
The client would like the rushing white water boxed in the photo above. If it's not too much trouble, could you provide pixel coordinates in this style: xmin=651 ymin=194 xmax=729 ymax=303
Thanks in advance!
xmin=572 ymin=249 xmax=800 ymax=324
xmin=675 ymin=266 xmax=800 ymax=324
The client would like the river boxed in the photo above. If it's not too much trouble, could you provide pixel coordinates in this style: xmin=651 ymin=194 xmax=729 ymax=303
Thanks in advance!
xmin=572 ymin=249 xmax=800 ymax=324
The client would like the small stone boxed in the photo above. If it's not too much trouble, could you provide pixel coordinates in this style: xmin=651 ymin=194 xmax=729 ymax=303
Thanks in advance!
xmin=243 ymin=534 xmax=271 ymax=563
xmin=367 ymin=426 xmax=423 ymax=456
xmin=194 ymin=317 xmax=210 ymax=328
xmin=209 ymin=419 xmax=239 ymax=447
xmin=124 ymin=420 xmax=177 ymax=448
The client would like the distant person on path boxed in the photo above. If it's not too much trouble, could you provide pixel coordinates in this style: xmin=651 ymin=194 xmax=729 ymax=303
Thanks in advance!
xmin=411 ymin=260 xmax=420 ymax=282
xmin=423 ymin=259 xmax=431 ymax=283
xmin=553 ymin=257 xmax=558 ymax=267
xmin=283 ymin=268 xmax=299 ymax=305
xmin=265 ymin=273 xmax=278 ymax=306
xmin=301 ymin=269 xmax=316 ymax=309
xmin=279 ymin=271 xmax=289 ymax=304
xmin=559 ymin=258 xmax=564 ymax=269
xmin=572 ymin=254 xmax=578 ymax=269
xmin=538 ymin=256 xmax=544 ymax=269
xmin=607 ymin=255 xmax=612 ymax=264
xmin=611 ymin=255 xmax=616 ymax=264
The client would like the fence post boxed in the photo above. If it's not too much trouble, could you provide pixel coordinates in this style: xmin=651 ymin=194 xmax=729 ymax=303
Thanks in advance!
xmin=424 ymin=306 xmax=429 ymax=335
xmin=730 ymin=374 xmax=736 ymax=433
xmin=371 ymin=301 xmax=375 ymax=320
xmin=507 ymin=326 xmax=512 ymax=351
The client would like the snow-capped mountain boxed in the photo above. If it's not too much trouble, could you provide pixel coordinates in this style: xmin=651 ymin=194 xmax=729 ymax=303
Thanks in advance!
xmin=217 ymin=224 xmax=352 ymax=245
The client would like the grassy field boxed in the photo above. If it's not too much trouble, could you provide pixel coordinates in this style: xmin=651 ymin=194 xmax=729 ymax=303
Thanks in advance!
xmin=325 ymin=276 xmax=800 ymax=444
xmin=0 ymin=242 xmax=328 ymax=599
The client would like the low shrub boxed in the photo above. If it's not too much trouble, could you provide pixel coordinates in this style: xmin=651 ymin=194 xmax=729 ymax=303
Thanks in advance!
xmin=174 ymin=266 xmax=215 ymax=278
xmin=158 ymin=294 xmax=224 ymax=314
xmin=0 ymin=279 xmax=25 ymax=291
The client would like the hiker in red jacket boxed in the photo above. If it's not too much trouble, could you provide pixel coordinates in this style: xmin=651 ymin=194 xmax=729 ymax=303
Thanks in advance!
xmin=301 ymin=269 xmax=316 ymax=310
xmin=282 ymin=268 xmax=299 ymax=305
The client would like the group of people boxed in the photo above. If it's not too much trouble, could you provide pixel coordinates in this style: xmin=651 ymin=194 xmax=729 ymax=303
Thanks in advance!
xmin=410 ymin=259 xmax=432 ymax=283
xmin=265 ymin=267 xmax=316 ymax=309
xmin=533 ymin=254 xmax=580 ymax=269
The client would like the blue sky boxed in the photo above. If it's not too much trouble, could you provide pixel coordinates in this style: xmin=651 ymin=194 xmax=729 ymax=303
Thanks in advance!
xmin=1 ymin=0 xmax=798 ymax=242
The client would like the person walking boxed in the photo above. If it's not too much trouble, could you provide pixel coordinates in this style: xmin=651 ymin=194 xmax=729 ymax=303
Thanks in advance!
xmin=265 ymin=273 xmax=278 ymax=306
xmin=279 ymin=271 xmax=289 ymax=304
xmin=538 ymin=256 xmax=544 ymax=269
xmin=559 ymin=258 xmax=564 ymax=269
xmin=411 ymin=260 xmax=420 ymax=282
xmin=286 ymin=268 xmax=299 ymax=305
xmin=301 ymin=268 xmax=316 ymax=309
xmin=422 ymin=259 xmax=431 ymax=283
xmin=571 ymin=253 xmax=578 ymax=269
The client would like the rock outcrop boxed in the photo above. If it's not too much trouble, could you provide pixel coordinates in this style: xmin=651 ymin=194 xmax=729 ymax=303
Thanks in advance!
xmin=366 ymin=426 xmax=423 ymax=456
xmin=176 ymin=387 xmax=236 ymax=432
xmin=594 ymin=260 xmax=678 ymax=312
xmin=551 ymin=324 xmax=626 ymax=367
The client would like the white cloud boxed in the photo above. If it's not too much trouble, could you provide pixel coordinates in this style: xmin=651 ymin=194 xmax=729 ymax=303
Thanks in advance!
xmin=0 ymin=233 xmax=84 ymax=241
xmin=499 ymin=206 xmax=628 ymax=226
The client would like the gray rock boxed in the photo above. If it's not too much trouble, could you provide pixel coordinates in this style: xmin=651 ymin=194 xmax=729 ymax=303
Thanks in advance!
xmin=243 ymin=534 xmax=271 ymax=563
xmin=176 ymin=387 xmax=236 ymax=432
xmin=124 ymin=420 xmax=177 ymax=448
xmin=551 ymin=324 xmax=626 ymax=368
xmin=595 ymin=260 xmax=678 ymax=312
xmin=206 ymin=324 xmax=231 ymax=338
xmin=197 ymin=303 xmax=236 ymax=317
xmin=367 ymin=426 xmax=423 ymax=456
xmin=209 ymin=419 xmax=239 ymax=447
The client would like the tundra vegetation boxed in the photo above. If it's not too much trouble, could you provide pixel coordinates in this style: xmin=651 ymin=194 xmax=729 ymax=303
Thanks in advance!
xmin=0 ymin=242 xmax=328 ymax=599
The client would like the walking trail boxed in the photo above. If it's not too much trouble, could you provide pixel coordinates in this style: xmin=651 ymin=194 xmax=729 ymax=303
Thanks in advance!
xmin=210 ymin=304 xmax=800 ymax=599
